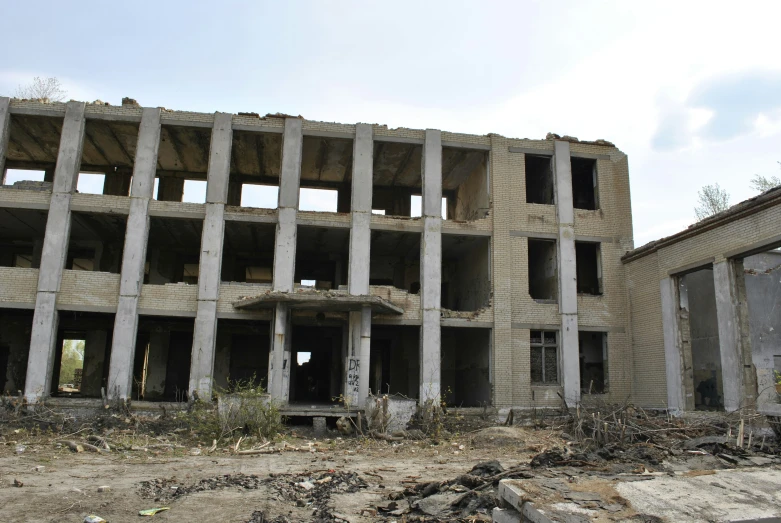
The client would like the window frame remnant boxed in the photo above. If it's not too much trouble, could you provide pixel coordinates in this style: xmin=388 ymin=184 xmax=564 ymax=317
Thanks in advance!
xmin=530 ymin=330 xmax=559 ymax=385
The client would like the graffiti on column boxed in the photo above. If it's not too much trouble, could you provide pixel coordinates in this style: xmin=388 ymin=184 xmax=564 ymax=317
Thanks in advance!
xmin=347 ymin=358 xmax=360 ymax=393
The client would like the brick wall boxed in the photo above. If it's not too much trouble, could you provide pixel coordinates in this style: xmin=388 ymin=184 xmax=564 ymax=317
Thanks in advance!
xmin=0 ymin=267 xmax=38 ymax=306
xmin=58 ymin=270 xmax=120 ymax=309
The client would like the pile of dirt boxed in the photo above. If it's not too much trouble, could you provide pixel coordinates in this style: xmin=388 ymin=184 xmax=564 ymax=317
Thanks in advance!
xmin=138 ymin=473 xmax=262 ymax=501
xmin=264 ymin=470 xmax=368 ymax=522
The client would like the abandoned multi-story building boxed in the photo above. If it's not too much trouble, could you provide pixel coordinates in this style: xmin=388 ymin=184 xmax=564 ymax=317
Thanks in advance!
xmin=1 ymin=96 xmax=779 ymax=417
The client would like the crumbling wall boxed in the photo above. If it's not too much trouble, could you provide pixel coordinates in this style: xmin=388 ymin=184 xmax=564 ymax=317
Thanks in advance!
xmin=452 ymin=159 xmax=489 ymax=221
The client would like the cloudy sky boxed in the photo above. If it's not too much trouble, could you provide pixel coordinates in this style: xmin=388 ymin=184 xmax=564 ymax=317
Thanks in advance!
xmin=2 ymin=0 xmax=780 ymax=246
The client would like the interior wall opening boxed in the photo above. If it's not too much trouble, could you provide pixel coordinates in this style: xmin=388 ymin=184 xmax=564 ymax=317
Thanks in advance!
xmin=372 ymin=141 xmax=422 ymax=218
xmin=76 ymin=172 xmax=106 ymax=194
xmin=525 ymin=154 xmax=554 ymax=205
xmin=528 ymin=239 xmax=558 ymax=301
xmin=298 ymin=135 xmax=354 ymax=213
xmin=575 ymin=241 xmax=602 ymax=295
xmin=369 ymin=230 xmax=421 ymax=294
xmin=442 ymin=146 xmax=489 ymax=221
xmin=51 ymin=311 xmax=115 ymax=398
xmin=67 ymin=211 xmax=127 ymax=273
xmin=154 ymin=125 xmax=211 ymax=202
xmin=678 ymin=268 xmax=723 ymax=410
xmin=579 ymin=331 xmax=607 ymax=393
xmin=410 ymin=195 xmax=447 ymax=219
xmin=530 ymin=330 xmax=559 ymax=385
xmin=79 ymin=118 xmax=139 ymax=197
xmin=0 ymin=308 xmax=34 ymax=394
xmin=442 ymin=327 xmax=491 ymax=406
xmin=742 ymin=246 xmax=781 ymax=407
xmin=240 ymin=184 xmax=279 ymax=209
xmin=299 ymin=187 xmax=339 ymax=212
xmin=369 ymin=325 xmax=420 ymax=398
xmin=442 ymin=235 xmax=491 ymax=311
xmin=132 ymin=315 xmax=193 ymax=401
xmin=3 ymin=114 xmax=64 ymax=185
xmin=3 ymin=169 xmax=46 ymax=186
xmin=295 ymin=226 xmax=349 ymax=290
xmin=145 ymin=216 xmax=203 ymax=285
xmin=213 ymin=319 xmax=270 ymax=392
xmin=0 ymin=207 xmax=49 ymax=268
xmin=571 ymin=157 xmax=598 ymax=210
xmin=221 ymin=221 xmax=275 ymax=284
xmin=289 ymin=324 xmax=343 ymax=403
xmin=230 ymin=129 xmax=282 ymax=208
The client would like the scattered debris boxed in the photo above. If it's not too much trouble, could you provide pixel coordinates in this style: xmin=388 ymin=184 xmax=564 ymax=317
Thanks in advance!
xmin=84 ymin=516 xmax=107 ymax=523
xmin=139 ymin=507 xmax=170 ymax=516
xmin=97 ymin=486 xmax=111 ymax=493
xmin=139 ymin=473 xmax=263 ymax=501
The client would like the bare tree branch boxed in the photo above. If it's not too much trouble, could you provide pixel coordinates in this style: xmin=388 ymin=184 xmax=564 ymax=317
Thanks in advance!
xmin=694 ymin=183 xmax=730 ymax=221
xmin=14 ymin=76 xmax=67 ymax=102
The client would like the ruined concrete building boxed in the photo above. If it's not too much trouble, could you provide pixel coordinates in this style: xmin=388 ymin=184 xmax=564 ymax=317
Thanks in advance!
xmin=1 ymin=97 xmax=778 ymax=416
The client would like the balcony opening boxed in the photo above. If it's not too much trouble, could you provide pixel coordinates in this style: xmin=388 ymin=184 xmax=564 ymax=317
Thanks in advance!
xmin=299 ymin=135 xmax=354 ymax=213
xmin=571 ymin=157 xmax=598 ymax=210
xmin=290 ymin=325 xmax=343 ymax=403
xmin=0 ymin=308 xmax=35 ymax=394
xmin=212 ymin=319 xmax=270 ymax=392
xmin=442 ymin=327 xmax=491 ymax=406
xmin=51 ymin=311 xmax=115 ymax=398
xmin=154 ymin=125 xmax=211 ymax=202
xmin=372 ymin=141 xmax=422 ymax=218
xmin=579 ymin=331 xmax=607 ymax=393
xmin=442 ymin=146 xmax=489 ymax=221
xmin=531 ymin=330 xmax=559 ymax=385
xmin=442 ymin=235 xmax=491 ymax=312
xmin=295 ymin=226 xmax=349 ymax=290
xmin=369 ymin=230 xmax=421 ymax=294
xmin=0 ymin=208 xmax=48 ymax=268
xmin=145 ymin=217 xmax=203 ymax=285
xmin=132 ymin=315 xmax=193 ymax=401
xmin=221 ymin=221 xmax=276 ymax=284
xmin=230 ymin=129 xmax=282 ymax=208
xmin=369 ymin=325 xmax=420 ymax=398
xmin=67 ymin=211 xmax=127 ymax=274
xmin=525 ymin=154 xmax=554 ymax=205
xmin=528 ymin=239 xmax=558 ymax=301
xmin=4 ymin=114 xmax=64 ymax=186
xmin=575 ymin=241 xmax=602 ymax=295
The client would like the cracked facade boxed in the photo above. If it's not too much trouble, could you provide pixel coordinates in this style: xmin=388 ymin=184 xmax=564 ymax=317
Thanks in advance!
xmin=1 ymin=96 xmax=778 ymax=414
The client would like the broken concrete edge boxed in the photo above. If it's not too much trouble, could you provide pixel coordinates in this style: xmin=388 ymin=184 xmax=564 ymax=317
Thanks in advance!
xmin=495 ymin=480 xmax=554 ymax=523
xmin=232 ymin=290 xmax=404 ymax=315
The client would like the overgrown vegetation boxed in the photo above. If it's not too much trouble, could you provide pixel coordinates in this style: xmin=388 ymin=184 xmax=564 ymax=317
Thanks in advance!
xmin=57 ymin=339 xmax=84 ymax=388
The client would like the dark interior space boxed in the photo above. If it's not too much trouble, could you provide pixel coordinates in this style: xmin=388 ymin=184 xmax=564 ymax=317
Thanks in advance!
xmin=525 ymin=154 xmax=554 ymax=205
xmin=0 ymin=308 xmax=34 ymax=394
xmin=145 ymin=216 xmax=203 ymax=285
xmin=571 ymin=157 xmax=598 ymax=210
xmin=299 ymin=136 xmax=354 ymax=213
xmin=442 ymin=235 xmax=491 ymax=311
xmin=528 ymin=239 xmax=558 ymax=301
xmin=132 ymin=315 xmax=194 ymax=401
xmin=442 ymin=147 xmax=489 ymax=221
xmin=579 ymin=331 xmax=607 ymax=393
xmin=369 ymin=230 xmax=421 ymax=293
xmin=81 ymin=118 xmax=140 ymax=196
xmin=0 ymin=207 xmax=48 ymax=268
xmin=575 ymin=241 xmax=602 ymax=295
xmin=442 ymin=327 xmax=491 ymax=406
xmin=3 ymin=114 xmax=64 ymax=184
xmin=295 ymin=226 xmax=349 ymax=289
xmin=229 ymin=129 xmax=283 ymax=208
xmin=372 ymin=142 xmax=422 ymax=217
xmin=213 ymin=319 xmax=271 ymax=391
xmin=153 ymin=125 xmax=211 ymax=202
xmin=67 ymin=211 xmax=127 ymax=273
xmin=221 ymin=221 xmax=276 ymax=283
xmin=289 ymin=325 xmax=343 ymax=403
xmin=369 ymin=325 xmax=420 ymax=398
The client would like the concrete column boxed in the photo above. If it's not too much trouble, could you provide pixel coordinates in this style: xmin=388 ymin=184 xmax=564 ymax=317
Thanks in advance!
xmin=24 ymin=101 xmax=86 ymax=403
xmin=0 ymin=97 xmax=10 ymax=183
xmin=660 ymin=277 xmax=686 ymax=414
xmin=107 ymin=108 xmax=161 ymax=401
xmin=713 ymin=260 xmax=744 ymax=412
xmin=80 ymin=330 xmax=108 ymax=397
xmin=553 ymin=140 xmax=579 ymax=407
xmin=190 ymin=112 xmax=232 ymax=400
xmin=419 ymin=129 xmax=442 ymax=405
xmin=268 ymin=118 xmax=303 ymax=402
xmin=344 ymin=123 xmax=373 ymax=403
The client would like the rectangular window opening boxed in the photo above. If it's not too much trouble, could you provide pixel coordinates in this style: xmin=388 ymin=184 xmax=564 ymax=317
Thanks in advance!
xmin=145 ymin=217 xmax=203 ymax=285
xmin=371 ymin=209 xmax=386 ymax=215
xmin=299 ymin=187 xmax=338 ymax=212
xmin=76 ymin=173 xmax=106 ymax=194
xmin=4 ymin=169 xmax=46 ymax=186
xmin=571 ymin=157 xmax=598 ymax=210
xmin=67 ymin=211 xmax=127 ymax=274
xmin=531 ymin=330 xmax=558 ymax=384
xmin=575 ymin=241 xmax=602 ymax=295
xmin=183 ymin=180 xmax=207 ymax=203
xmin=528 ymin=239 xmax=558 ymax=301
xmin=409 ymin=195 xmax=447 ymax=219
xmin=525 ymin=155 xmax=554 ymax=205
xmin=241 ymin=184 xmax=278 ymax=209
xmin=58 ymin=339 xmax=85 ymax=393
xmin=579 ymin=331 xmax=607 ymax=394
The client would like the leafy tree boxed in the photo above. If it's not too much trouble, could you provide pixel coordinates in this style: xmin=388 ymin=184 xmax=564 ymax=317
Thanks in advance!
xmin=58 ymin=339 xmax=85 ymax=387
xmin=14 ymin=76 xmax=67 ymax=102
xmin=694 ymin=183 xmax=730 ymax=221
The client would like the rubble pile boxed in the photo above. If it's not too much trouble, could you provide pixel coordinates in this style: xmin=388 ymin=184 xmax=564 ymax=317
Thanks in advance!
xmin=138 ymin=473 xmax=262 ymax=501
xmin=264 ymin=470 xmax=368 ymax=522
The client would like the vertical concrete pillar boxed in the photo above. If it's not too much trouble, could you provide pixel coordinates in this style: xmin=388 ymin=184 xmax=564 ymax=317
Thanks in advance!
xmin=107 ymin=108 xmax=161 ymax=400
xmin=713 ymin=260 xmax=744 ymax=412
xmin=80 ymin=330 xmax=108 ymax=397
xmin=189 ymin=112 xmax=232 ymax=400
xmin=553 ymin=140 xmax=579 ymax=407
xmin=268 ymin=118 xmax=303 ymax=402
xmin=24 ymin=101 xmax=86 ymax=403
xmin=660 ymin=277 xmax=685 ymax=413
xmin=344 ymin=123 xmax=373 ymax=403
xmin=0 ymin=97 xmax=10 ymax=183
xmin=419 ymin=129 xmax=442 ymax=405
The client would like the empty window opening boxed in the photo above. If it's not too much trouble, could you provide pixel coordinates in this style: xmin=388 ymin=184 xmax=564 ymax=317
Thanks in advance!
xmin=102 ymin=169 xmax=133 ymax=196
xmin=3 ymin=169 xmax=46 ymax=186
xmin=371 ymin=209 xmax=385 ymax=215
xmin=0 ymin=308 xmax=35 ymax=394
xmin=221 ymin=221 xmax=275 ymax=284
xmin=145 ymin=217 xmax=203 ymax=285
xmin=76 ymin=172 xmax=106 ymax=194
xmin=579 ymin=331 xmax=608 ymax=393
xmin=373 ymin=141 xmax=422 ymax=218
xmin=678 ymin=268 xmax=723 ymax=410
xmin=290 ymin=325 xmax=343 ymax=403
xmin=369 ymin=325 xmax=420 ymax=398
xmin=155 ymin=124 xmax=210 ymax=202
xmin=531 ymin=330 xmax=558 ymax=384
xmin=442 ymin=235 xmax=491 ymax=311
xmin=0 ymin=208 xmax=48 ymax=269
xmin=66 ymin=211 xmax=127 ymax=274
xmin=299 ymin=188 xmax=338 ymax=212
xmin=528 ymin=239 xmax=558 ymax=301
xmin=50 ymin=311 xmax=114 ymax=398
xmin=409 ymin=195 xmax=447 ymax=219
xmin=132 ymin=316 xmax=193 ymax=401
xmin=295 ymin=226 xmax=349 ymax=290
xmin=240 ymin=184 xmax=278 ymax=209
xmin=443 ymin=147 xmax=490 ymax=221
xmin=183 ymin=180 xmax=207 ymax=203
xmin=571 ymin=157 xmax=598 ymax=210
xmin=369 ymin=230 xmax=421 ymax=294
xmin=525 ymin=155 xmax=554 ymax=205
xmin=575 ymin=242 xmax=602 ymax=295
xmin=301 ymin=280 xmax=316 ymax=287
xmin=442 ymin=327 xmax=491 ymax=406
xmin=211 ymin=319 xmax=270 ymax=392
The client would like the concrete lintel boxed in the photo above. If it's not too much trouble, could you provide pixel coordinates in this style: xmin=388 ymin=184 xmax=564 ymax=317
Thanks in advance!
xmin=560 ymin=312 xmax=579 ymax=407
xmin=137 ymin=308 xmax=197 ymax=318
xmin=272 ymin=206 xmax=297 ymax=292
xmin=56 ymin=304 xmax=117 ymax=314
xmin=52 ymin=101 xmax=86 ymax=195
xmin=570 ymin=151 xmax=611 ymax=160
xmin=303 ymin=129 xmax=355 ymax=140
xmin=190 ymin=299 xmax=219 ymax=399
xmin=69 ymin=202 xmax=131 ymax=215
xmin=577 ymin=324 xmax=626 ymax=333
xmin=231 ymin=123 xmax=284 ymax=134
xmin=511 ymin=322 xmax=560 ymax=331
xmin=723 ymin=233 xmax=781 ymax=259
xmin=713 ymin=260 xmax=743 ymax=412
xmin=667 ymin=257 xmax=715 ymax=277
xmin=130 ymin=108 xmax=162 ymax=199
xmin=440 ymin=319 xmax=493 ymax=328
xmin=215 ymin=310 xmax=272 ymax=320
xmin=160 ymin=118 xmax=213 ymax=129
xmin=441 ymin=140 xmax=491 ymax=151
xmin=8 ymin=105 xmax=66 ymax=118
xmin=278 ymin=118 xmax=303 ymax=209
xmin=296 ymin=215 xmax=351 ymax=229
xmin=660 ymin=277 xmax=685 ymax=414
xmin=0 ymin=301 xmax=35 ymax=310
xmin=510 ymin=230 xmax=557 ymax=240
xmin=196 ymin=203 xmax=226 ymax=301
xmin=223 ymin=211 xmax=277 ymax=224
xmin=369 ymin=220 xmax=424 ymax=233
xmin=83 ymin=112 xmax=143 ymax=123
xmin=441 ymin=226 xmax=492 ymax=237
xmin=24 ymin=291 xmax=59 ymax=403
xmin=147 ymin=206 xmax=206 ymax=220
xmin=508 ymin=146 xmax=553 ymax=156
xmin=371 ymin=318 xmax=422 ymax=326
xmin=0 ymin=97 xmax=10 ymax=178
xmin=421 ymin=129 xmax=442 ymax=218
xmin=374 ymin=135 xmax=424 ymax=145
xmin=37 ymin=192 xmax=72 ymax=292
xmin=0 ymin=199 xmax=50 ymax=211
xmin=574 ymin=234 xmax=615 ymax=244
xmin=205 ymin=112 xmax=233 ymax=204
